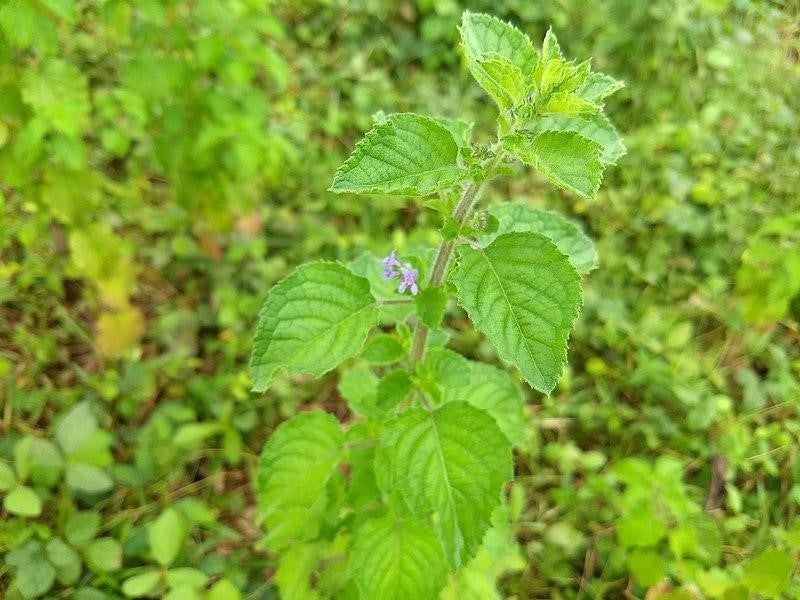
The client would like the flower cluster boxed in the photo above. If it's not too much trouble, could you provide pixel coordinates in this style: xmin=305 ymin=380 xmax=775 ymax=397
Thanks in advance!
xmin=381 ymin=250 xmax=419 ymax=295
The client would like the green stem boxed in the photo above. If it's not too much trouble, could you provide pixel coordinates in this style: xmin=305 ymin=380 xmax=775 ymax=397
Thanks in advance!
xmin=409 ymin=148 xmax=504 ymax=366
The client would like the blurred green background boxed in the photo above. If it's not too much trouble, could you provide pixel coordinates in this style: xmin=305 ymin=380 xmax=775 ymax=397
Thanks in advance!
xmin=1 ymin=0 xmax=799 ymax=598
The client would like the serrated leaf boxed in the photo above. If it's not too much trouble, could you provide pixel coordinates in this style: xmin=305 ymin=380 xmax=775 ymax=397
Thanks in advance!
xmin=541 ymin=27 xmax=563 ymax=62
xmin=250 ymin=262 xmax=379 ymax=391
xmin=452 ymin=232 xmax=582 ymax=393
xmin=577 ymin=71 xmax=624 ymax=103
xmin=541 ymin=91 xmax=600 ymax=115
xmin=21 ymin=59 xmax=90 ymax=136
xmin=256 ymin=411 xmax=343 ymax=521
xmin=460 ymin=12 xmax=539 ymax=109
xmin=338 ymin=366 xmax=380 ymax=419
xmin=530 ymin=113 xmax=626 ymax=165
xmin=476 ymin=53 xmax=527 ymax=108
xmin=381 ymin=402 xmax=512 ymax=567
xmin=361 ymin=333 xmax=404 ymax=364
xmin=414 ymin=285 xmax=448 ymax=329
xmin=505 ymin=130 xmax=604 ymax=198
xmin=480 ymin=201 xmax=598 ymax=274
xmin=349 ymin=515 xmax=449 ymax=600
xmin=441 ymin=362 xmax=527 ymax=446
xmin=329 ymin=113 xmax=464 ymax=195
xmin=274 ymin=543 xmax=320 ymax=600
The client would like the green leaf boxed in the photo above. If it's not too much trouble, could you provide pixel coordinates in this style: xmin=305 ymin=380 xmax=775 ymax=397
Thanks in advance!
xmin=273 ymin=543 xmax=320 ymax=600
xmin=338 ymin=366 xmax=380 ymax=419
xmin=480 ymin=201 xmax=598 ymax=274
xmin=376 ymin=369 xmax=413 ymax=412
xmin=256 ymin=411 xmax=343 ymax=523
xmin=165 ymin=567 xmax=208 ymax=589
xmin=0 ymin=460 xmax=17 ymax=490
xmin=21 ymin=59 xmax=90 ymax=136
xmin=56 ymin=401 xmax=98 ymax=454
xmin=349 ymin=515 xmax=449 ymax=600
xmin=577 ymin=71 xmax=625 ymax=104
xmin=4 ymin=485 xmax=42 ymax=517
xmin=14 ymin=437 xmax=63 ymax=488
xmin=329 ymin=113 xmax=465 ymax=196
xmin=122 ymin=570 xmax=162 ymax=598
xmin=65 ymin=511 xmax=101 ymax=547
xmin=530 ymin=113 xmax=626 ymax=165
xmin=460 ymin=12 xmax=539 ymax=109
xmin=250 ymin=262 xmax=379 ymax=391
xmin=361 ymin=333 xmax=404 ymax=364
xmin=540 ymin=91 xmax=600 ymax=115
xmin=414 ymin=285 xmax=448 ymax=329
xmin=65 ymin=463 xmax=113 ymax=494
xmin=9 ymin=542 xmax=56 ymax=599
xmin=452 ymin=232 xmax=582 ymax=393
xmin=380 ymin=402 xmax=512 ymax=567
xmin=148 ymin=508 xmax=187 ymax=567
xmin=441 ymin=362 xmax=527 ymax=446
xmin=616 ymin=507 xmax=666 ymax=548
xmin=85 ymin=537 xmax=122 ymax=573
xmin=740 ymin=549 xmax=793 ymax=598
xmin=626 ymin=550 xmax=666 ymax=587
xmin=207 ymin=579 xmax=242 ymax=600
xmin=45 ymin=538 xmax=82 ymax=585
xmin=505 ymin=130 xmax=604 ymax=198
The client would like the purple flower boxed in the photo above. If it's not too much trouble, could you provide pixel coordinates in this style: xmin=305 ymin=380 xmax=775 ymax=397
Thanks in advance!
xmin=382 ymin=250 xmax=401 ymax=268
xmin=381 ymin=267 xmax=396 ymax=280
xmin=398 ymin=266 xmax=419 ymax=296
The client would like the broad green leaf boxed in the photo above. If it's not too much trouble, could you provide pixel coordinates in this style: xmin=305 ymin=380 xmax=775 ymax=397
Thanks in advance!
xmin=626 ymin=550 xmax=666 ymax=587
xmin=329 ymin=113 xmax=464 ymax=195
xmin=740 ymin=549 xmax=793 ymax=598
xmin=338 ymin=366 xmax=380 ymax=419
xmin=479 ymin=201 xmax=598 ymax=273
xmin=250 ymin=262 xmax=379 ymax=391
xmin=21 ymin=59 xmax=90 ymax=136
xmin=4 ymin=485 xmax=42 ymax=517
xmin=56 ymin=401 xmax=98 ymax=454
xmin=66 ymin=463 xmax=113 ymax=494
xmin=530 ymin=113 xmax=626 ymax=165
xmin=7 ymin=542 xmax=56 ymax=599
xmin=348 ymin=515 xmax=448 ymax=600
xmin=505 ymin=130 xmax=603 ymax=198
xmin=273 ymin=543 xmax=320 ymax=600
xmin=45 ymin=538 xmax=82 ymax=585
xmin=616 ymin=506 xmax=666 ymax=548
xmin=148 ymin=508 xmax=187 ymax=567
xmin=256 ymin=411 xmax=343 ymax=522
xmin=207 ymin=579 xmax=242 ymax=600
xmin=361 ymin=333 xmax=404 ymax=364
xmin=452 ymin=232 xmax=582 ymax=393
xmin=14 ymin=437 xmax=63 ymax=488
xmin=540 ymin=91 xmax=599 ymax=115
xmin=441 ymin=362 xmax=527 ymax=446
xmin=65 ymin=511 xmax=101 ymax=547
xmin=376 ymin=369 xmax=413 ymax=411
xmin=165 ymin=568 xmax=208 ymax=589
xmin=460 ymin=12 xmax=538 ymax=108
xmin=122 ymin=570 xmax=162 ymax=598
xmin=380 ymin=402 xmax=512 ymax=567
xmin=86 ymin=537 xmax=122 ymax=573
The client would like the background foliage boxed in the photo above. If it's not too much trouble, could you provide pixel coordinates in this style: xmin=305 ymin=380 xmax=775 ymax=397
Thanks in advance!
xmin=1 ymin=0 xmax=799 ymax=598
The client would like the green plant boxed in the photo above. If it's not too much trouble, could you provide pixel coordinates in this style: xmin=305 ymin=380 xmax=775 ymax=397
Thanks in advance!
xmin=249 ymin=12 xmax=625 ymax=598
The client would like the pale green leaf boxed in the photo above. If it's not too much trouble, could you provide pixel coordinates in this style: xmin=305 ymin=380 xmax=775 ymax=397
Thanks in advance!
xmin=349 ymin=515 xmax=448 ymax=600
xmin=21 ymin=59 xmax=90 ymax=136
xmin=577 ymin=71 xmax=625 ymax=103
xmin=122 ymin=570 xmax=162 ymax=598
xmin=626 ymin=550 xmax=666 ymax=587
xmin=65 ymin=463 xmax=113 ymax=494
xmin=452 ymin=232 xmax=582 ymax=393
xmin=530 ymin=113 xmax=626 ymax=165
xmin=505 ymin=130 xmax=604 ymax=198
xmin=256 ymin=411 xmax=343 ymax=520
xmin=460 ymin=12 xmax=538 ymax=108
xmin=741 ymin=549 xmax=793 ymax=598
xmin=541 ymin=91 xmax=600 ymax=115
xmin=376 ymin=369 xmax=413 ymax=412
xmin=273 ymin=543 xmax=320 ymax=600
xmin=46 ymin=538 xmax=82 ymax=585
xmin=361 ymin=333 xmax=404 ymax=364
xmin=86 ymin=537 xmax=122 ymax=573
xmin=441 ymin=361 xmax=527 ymax=446
xmin=4 ymin=485 xmax=42 ymax=517
xmin=148 ymin=508 xmax=187 ymax=567
xmin=207 ymin=579 xmax=242 ymax=600
xmin=0 ymin=460 xmax=16 ymax=491
xmin=338 ymin=366 xmax=380 ymax=419
xmin=476 ymin=53 xmax=527 ymax=108
xmin=329 ymin=113 xmax=464 ymax=195
xmin=65 ymin=511 xmax=101 ymax=547
xmin=380 ymin=401 xmax=512 ymax=567
xmin=56 ymin=401 xmax=98 ymax=454
xmin=250 ymin=262 xmax=379 ymax=392
xmin=479 ymin=201 xmax=598 ymax=274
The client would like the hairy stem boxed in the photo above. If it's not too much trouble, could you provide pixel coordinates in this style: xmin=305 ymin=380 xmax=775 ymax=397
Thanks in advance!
xmin=409 ymin=173 xmax=490 ymax=366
